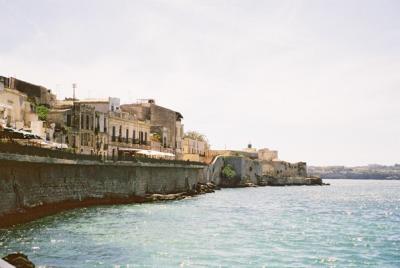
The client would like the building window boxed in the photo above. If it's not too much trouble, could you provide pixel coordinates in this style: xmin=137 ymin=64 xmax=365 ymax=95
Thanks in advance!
xmin=81 ymin=114 xmax=84 ymax=129
xmin=112 ymin=126 xmax=116 ymax=142
xmin=119 ymin=125 xmax=122 ymax=142
xmin=86 ymin=115 xmax=90 ymax=130
xmin=132 ymin=130 xmax=136 ymax=144
xmin=144 ymin=132 xmax=147 ymax=144
xmin=66 ymin=114 xmax=71 ymax=127
xmin=104 ymin=117 xmax=107 ymax=132
xmin=96 ymin=116 xmax=100 ymax=131
xmin=126 ymin=129 xmax=129 ymax=143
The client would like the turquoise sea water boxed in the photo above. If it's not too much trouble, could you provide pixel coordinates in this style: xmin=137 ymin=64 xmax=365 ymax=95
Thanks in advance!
xmin=1 ymin=179 xmax=399 ymax=267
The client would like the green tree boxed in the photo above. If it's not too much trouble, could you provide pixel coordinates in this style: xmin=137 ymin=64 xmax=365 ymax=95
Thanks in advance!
xmin=222 ymin=164 xmax=236 ymax=179
xmin=36 ymin=105 xmax=49 ymax=121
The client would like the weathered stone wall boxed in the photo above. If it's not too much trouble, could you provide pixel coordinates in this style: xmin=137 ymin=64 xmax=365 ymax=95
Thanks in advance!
xmin=0 ymin=153 xmax=206 ymax=217
xmin=208 ymin=156 xmax=261 ymax=187
xmin=260 ymin=160 xmax=307 ymax=178
xmin=258 ymin=148 xmax=278 ymax=161
xmin=208 ymin=156 xmax=316 ymax=187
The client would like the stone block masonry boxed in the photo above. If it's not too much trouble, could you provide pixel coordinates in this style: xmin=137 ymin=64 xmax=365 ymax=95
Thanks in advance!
xmin=208 ymin=155 xmax=322 ymax=187
xmin=0 ymin=153 xmax=206 ymax=227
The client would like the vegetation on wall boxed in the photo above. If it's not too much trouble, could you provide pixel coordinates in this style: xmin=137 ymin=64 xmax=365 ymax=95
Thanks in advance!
xmin=36 ymin=105 xmax=49 ymax=121
xmin=222 ymin=164 xmax=236 ymax=179
xmin=151 ymin=132 xmax=162 ymax=142
xmin=184 ymin=130 xmax=210 ymax=148
xmin=184 ymin=131 xmax=207 ymax=142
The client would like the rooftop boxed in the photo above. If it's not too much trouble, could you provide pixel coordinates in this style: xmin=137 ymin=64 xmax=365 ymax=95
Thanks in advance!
xmin=76 ymin=99 xmax=109 ymax=103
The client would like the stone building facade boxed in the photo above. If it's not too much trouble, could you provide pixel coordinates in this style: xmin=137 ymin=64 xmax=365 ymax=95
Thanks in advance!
xmin=0 ymin=83 xmax=44 ymax=138
xmin=0 ymin=76 xmax=56 ymax=107
xmin=77 ymin=98 xmax=151 ymax=160
xmin=107 ymin=111 xmax=150 ymax=160
xmin=258 ymin=148 xmax=278 ymax=161
xmin=120 ymin=99 xmax=184 ymax=158
xmin=182 ymin=137 xmax=208 ymax=162
xmin=47 ymin=102 xmax=97 ymax=155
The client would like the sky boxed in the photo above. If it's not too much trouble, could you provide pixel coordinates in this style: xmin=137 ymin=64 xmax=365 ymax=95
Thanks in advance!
xmin=0 ymin=0 xmax=399 ymax=166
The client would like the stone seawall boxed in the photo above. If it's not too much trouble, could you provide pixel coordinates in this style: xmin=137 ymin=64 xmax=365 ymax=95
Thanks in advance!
xmin=0 ymin=153 xmax=207 ymax=227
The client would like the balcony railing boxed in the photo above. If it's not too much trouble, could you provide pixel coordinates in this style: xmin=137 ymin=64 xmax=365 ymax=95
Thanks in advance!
xmin=109 ymin=138 xmax=150 ymax=147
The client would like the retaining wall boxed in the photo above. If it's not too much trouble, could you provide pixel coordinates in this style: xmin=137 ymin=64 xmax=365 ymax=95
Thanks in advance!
xmin=0 ymin=153 xmax=206 ymax=218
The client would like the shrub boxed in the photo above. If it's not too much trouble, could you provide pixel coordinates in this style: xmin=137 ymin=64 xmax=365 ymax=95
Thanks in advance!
xmin=36 ymin=105 xmax=49 ymax=121
xmin=222 ymin=164 xmax=236 ymax=179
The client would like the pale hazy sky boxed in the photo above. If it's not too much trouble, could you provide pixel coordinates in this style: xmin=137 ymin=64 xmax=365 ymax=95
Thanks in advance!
xmin=1 ymin=0 xmax=399 ymax=166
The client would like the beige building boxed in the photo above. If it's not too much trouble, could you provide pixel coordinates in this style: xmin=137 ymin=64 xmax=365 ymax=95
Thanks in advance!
xmin=182 ymin=137 xmax=208 ymax=162
xmin=0 ymin=83 xmax=44 ymax=138
xmin=75 ymin=99 xmax=112 ymax=158
xmin=258 ymin=148 xmax=279 ymax=161
xmin=0 ymin=76 xmax=56 ymax=107
xmin=108 ymin=110 xmax=151 ymax=160
xmin=47 ymin=102 xmax=97 ymax=155
xmin=120 ymin=99 xmax=184 ymax=158
xmin=77 ymin=98 xmax=151 ymax=160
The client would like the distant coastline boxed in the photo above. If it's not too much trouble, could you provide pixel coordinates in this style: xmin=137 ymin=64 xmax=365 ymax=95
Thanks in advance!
xmin=309 ymin=164 xmax=400 ymax=180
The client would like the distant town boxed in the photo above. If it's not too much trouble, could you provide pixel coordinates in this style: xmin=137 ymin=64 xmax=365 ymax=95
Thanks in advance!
xmin=309 ymin=164 xmax=400 ymax=180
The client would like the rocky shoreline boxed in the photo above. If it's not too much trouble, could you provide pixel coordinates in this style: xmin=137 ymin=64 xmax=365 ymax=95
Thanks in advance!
xmin=0 ymin=182 xmax=219 ymax=229
xmin=1 ymin=253 xmax=35 ymax=268
xmin=145 ymin=182 xmax=219 ymax=201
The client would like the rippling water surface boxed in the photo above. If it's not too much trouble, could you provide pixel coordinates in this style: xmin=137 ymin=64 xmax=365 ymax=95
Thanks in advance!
xmin=1 ymin=180 xmax=400 ymax=267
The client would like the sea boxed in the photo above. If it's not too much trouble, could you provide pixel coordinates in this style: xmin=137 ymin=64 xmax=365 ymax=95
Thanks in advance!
xmin=1 ymin=179 xmax=399 ymax=267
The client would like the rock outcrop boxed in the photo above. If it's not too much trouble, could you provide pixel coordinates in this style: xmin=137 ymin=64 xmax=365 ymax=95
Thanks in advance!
xmin=145 ymin=182 xmax=219 ymax=202
xmin=2 ymin=253 xmax=35 ymax=268
xmin=208 ymin=155 xmax=324 ymax=187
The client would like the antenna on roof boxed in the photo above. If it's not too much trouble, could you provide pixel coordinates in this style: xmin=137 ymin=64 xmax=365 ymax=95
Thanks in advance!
xmin=72 ymin=83 xmax=77 ymax=100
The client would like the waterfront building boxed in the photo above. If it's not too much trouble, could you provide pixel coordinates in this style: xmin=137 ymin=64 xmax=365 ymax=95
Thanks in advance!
xmin=0 ymin=79 xmax=45 ymax=138
xmin=120 ymin=99 xmax=184 ymax=159
xmin=47 ymin=101 xmax=97 ymax=155
xmin=108 ymin=109 xmax=151 ymax=160
xmin=0 ymin=76 xmax=56 ymax=107
xmin=182 ymin=136 xmax=208 ymax=162
xmin=77 ymin=98 xmax=151 ymax=160
xmin=75 ymin=99 xmax=112 ymax=159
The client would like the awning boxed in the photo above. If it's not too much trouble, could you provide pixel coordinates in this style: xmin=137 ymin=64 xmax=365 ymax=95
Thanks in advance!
xmin=31 ymin=139 xmax=68 ymax=149
xmin=118 ymin=147 xmax=175 ymax=157
xmin=1 ymin=127 xmax=42 ymax=139
xmin=136 ymin=150 xmax=175 ymax=157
